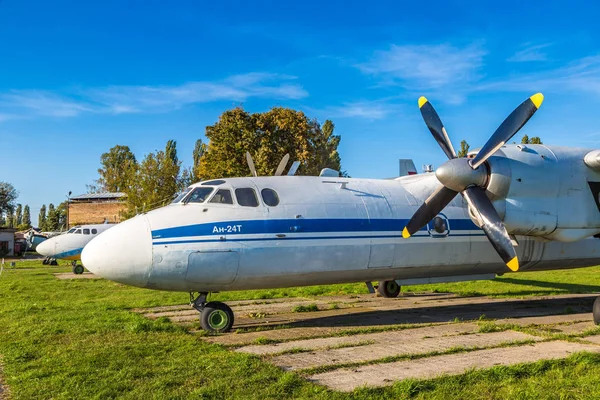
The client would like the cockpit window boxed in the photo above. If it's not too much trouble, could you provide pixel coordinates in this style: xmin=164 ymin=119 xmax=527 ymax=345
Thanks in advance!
xmin=235 ymin=188 xmax=259 ymax=207
xmin=91 ymin=229 xmax=98 ymax=234
xmin=201 ymin=180 xmax=226 ymax=186
xmin=261 ymin=188 xmax=280 ymax=207
xmin=74 ymin=229 xmax=82 ymax=234
xmin=83 ymin=229 xmax=90 ymax=235
xmin=172 ymin=187 xmax=193 ymax=204
xmin=209 ymin=189 xmax=233 ymax=204
xmin=185 ymin=187 xmax=214 ymax=204
xmin=67 ymin=228 xmax=76 ymax=233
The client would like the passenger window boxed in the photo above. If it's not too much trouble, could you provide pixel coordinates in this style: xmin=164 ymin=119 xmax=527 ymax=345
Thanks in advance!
xmin=83 ymin=229 xmax=90 ymax=235
xmin=74 ymin=229 xmax=82 ymax=234
xmin=91 ymin=229 xmax=98 ymax=234
xmin=209 ymin=189 xmax=233 ymax=204
xmin=235 ymin=188 xmax=259 ymax=207
xmin=185 ymin=187 xmax=214 ymax=203
xmin=261 ymin=188 xmax=279 ymax=207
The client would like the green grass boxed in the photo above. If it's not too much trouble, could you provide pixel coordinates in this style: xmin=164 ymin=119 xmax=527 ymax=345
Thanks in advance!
xmin=2 ymin=259 xmax=600 ymax=398
xmin=292 ymin=303 xmax=320 ymax=313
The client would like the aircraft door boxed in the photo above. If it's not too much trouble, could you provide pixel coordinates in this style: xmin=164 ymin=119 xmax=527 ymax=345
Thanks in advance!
xmin=358 ymin=182 xmax=395 ymax=268
xmin=186 ymin=250 xmax=240 ymax=287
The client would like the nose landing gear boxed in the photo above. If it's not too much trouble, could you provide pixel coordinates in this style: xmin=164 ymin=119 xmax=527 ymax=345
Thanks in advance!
xmin=190 ymin=292 xmax=234 ymax=333
xmin=376 ymin=280 xmax=401 ymax=298
xmin=71 ymin=261 xmax=84 ymax=275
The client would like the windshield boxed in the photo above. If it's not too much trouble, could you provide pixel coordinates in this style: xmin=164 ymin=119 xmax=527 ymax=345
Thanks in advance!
xmin=171 ymin=187 xmax=193 ymax=204
xmin=185 ymin=187 xmax=214 ymax=204
xmin=67 ymin=228 xmax=76 ymax=233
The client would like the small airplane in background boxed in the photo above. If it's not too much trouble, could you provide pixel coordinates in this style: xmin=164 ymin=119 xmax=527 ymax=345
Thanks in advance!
xmin=37 ymin=223 xmax=115 ymax=274
xmin=82 ymin=93 xmax=600 ymax=333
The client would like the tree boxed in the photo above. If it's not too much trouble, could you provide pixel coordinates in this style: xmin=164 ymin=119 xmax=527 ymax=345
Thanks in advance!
xmin=38 ymin=205 xmax=47 ymax=229
xmin=22 ymin=205 xmax=31 ymax=229
xmin=6 ymin=209 xmax=15 ymax=228
xmin=457 ymin=140 xmax=470 ymax=157
xmin=15 ymin=204 xmax=22 ymax=226
xmin=197 ymin=107 xmax=344 ymax=179
xmin=521 ymin=135 xmax=543 ymax=144
xmin=46 ymin=203 xmax=59 ymax=231
xmin=96 ymin=145 xmax=138 ymax=192
xmin=0 ymin=182 xmax=18 ymax=218
xmin=192 ymin=139 xmax=207 ymax=182
xmin=123 ymin=141 xmax=182 ymax=217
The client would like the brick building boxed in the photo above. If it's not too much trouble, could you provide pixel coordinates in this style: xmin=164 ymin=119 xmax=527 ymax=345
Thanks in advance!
xmin=68 ymin=193 xmax=127 ymax=227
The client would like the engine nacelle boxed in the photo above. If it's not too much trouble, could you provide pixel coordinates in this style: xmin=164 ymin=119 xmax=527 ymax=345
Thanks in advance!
xmin=476 ymin=145 xmax=600 ymax=242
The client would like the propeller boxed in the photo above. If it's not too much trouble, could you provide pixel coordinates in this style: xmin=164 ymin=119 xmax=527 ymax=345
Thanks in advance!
xmin=246 ymin=152 xmax=295 ymax=176
xmin=402 ymin=93 xmax=544 ymax=272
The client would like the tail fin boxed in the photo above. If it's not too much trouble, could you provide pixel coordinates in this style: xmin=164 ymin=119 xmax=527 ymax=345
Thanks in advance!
xmin=399 ymin=159 xmax=417 ymax=176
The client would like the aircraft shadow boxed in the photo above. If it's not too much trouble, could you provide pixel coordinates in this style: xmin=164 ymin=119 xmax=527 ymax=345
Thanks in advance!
xmin=492 ymin=278 xmax=600 ymax=296
xmin=287 ymin=296 xmax=597 ymax=328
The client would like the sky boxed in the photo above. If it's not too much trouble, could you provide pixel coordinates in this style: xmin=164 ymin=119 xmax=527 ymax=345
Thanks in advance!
xmin=2 ymin=0 xmax=600 ymax=220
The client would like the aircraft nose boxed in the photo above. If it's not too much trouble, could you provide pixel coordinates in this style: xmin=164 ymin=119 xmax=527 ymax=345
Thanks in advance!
xmin=81 ymin=215 xmax=152 ymax=288
xmin=36 ymin=239 xmax=54 ymax=257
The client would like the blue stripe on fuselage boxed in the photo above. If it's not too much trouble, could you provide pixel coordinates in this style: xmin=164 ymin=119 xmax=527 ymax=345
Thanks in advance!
xmin=53 ymin=247 xmax=84 ymax=259
xmin=151 ymin=218 xmax=480 ymax=240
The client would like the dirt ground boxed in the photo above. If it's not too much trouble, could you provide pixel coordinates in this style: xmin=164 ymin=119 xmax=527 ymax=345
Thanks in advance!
xmin=135 ymin=292 xmax=600 ymax=391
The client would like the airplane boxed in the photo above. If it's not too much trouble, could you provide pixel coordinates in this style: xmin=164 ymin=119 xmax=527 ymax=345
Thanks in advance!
xmin=37 ymin=223 xmax=115 ymax=274
xmin=82 ymin=93 xmax=600 ymax=333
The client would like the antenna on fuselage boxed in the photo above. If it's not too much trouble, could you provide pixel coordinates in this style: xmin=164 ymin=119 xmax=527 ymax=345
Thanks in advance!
xmin=274 ymin=153 xmax=290 ymax=176
xmin=287 ymin=161 xmax=300 ymax=176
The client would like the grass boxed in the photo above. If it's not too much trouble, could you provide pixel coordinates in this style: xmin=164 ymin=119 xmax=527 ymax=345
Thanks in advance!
xmin=2 ymin=259 xmax=600 ymax=398
xmin=292 ymin=304 xmax=320 ymax=313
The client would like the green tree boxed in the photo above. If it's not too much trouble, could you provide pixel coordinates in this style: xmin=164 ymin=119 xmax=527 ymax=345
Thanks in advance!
xmin=192 ymin=139 xmax=207 ymax=182
xmin=38 ymin=205 xmax=47 ymax=230
xmin=6 ymin=209 xmax=15 ymax=228
xmin=0 ymin=182 xmax=18 ymax=218
xmin=56 ymin=202 xmax=68 ymax=230
xmin=521 ymin=135 xmax=543 ymax=144
xmin=457 ymin=140 xmax=470 ymax=157
xmin=22 ymin=205 xmax=31 ymax=228
xmin=198 ymin=107 xmax=344 ymax=179
xmin=123 ymin=141 xmax=182 ymax=217
xmin=96 ymin=145 xmax=138 ymax=192
xmin=46 ymin=203 xmax=59 ymax=231
xmin=15 ymin=204 xmax=22 ymax=226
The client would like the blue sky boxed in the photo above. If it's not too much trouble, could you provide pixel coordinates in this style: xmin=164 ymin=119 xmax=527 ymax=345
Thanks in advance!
xmin=2 ymin=0 xmax=600 ymax=220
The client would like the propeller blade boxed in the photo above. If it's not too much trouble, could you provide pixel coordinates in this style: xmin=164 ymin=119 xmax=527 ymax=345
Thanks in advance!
xmin=402 ymin=185 xmax=458 ymax=238
xmin=470 ymin=93 xmax=544 ymax=169
xmin=418 ymin=96 xmax=457 ymax=160
xmin=287 ymin=161 xmax=300 ymax=176
xmin=274 ymin=153 xmax=290 ymax=176
xmin=462 ymin=186 xmax=519 ymax=271
xmin=245 ymin=151 xmax=258 ymax=177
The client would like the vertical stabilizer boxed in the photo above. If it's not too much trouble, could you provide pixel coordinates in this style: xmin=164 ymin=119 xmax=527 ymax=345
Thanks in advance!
xmin=399 ymin=159 xmax=417 ymax=176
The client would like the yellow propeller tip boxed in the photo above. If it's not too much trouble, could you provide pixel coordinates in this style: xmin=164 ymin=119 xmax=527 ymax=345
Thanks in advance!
xmin=506 ymin=256 xmax=519 ymax=272
xmin=418 ymin=96 xmax=428 ymax=109
xmin=402 ymin=227 xmax=411 ymax=239
xmin=530 ymin=93 xmax=544 ymax=109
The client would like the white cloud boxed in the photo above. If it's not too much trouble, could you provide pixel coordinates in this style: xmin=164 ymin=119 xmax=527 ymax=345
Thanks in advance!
xmin=358 ymin=43 xmax=486 ymax=90
xmin=324 ymin=101 xmax=399 ymax=120
xmin=0 ymin=73 xmax=308 ymax=119
xmin=507 ymin=43 xmax=552 ymax=63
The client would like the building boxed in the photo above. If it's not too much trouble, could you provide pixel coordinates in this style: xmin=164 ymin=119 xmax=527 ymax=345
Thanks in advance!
xmin=68 ymin=193 xmax=127 ymax=227
xmin=0 ymin=228 xmax=17 ymax=257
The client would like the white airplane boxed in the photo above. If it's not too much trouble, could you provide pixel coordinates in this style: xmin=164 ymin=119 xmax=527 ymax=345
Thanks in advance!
xmin=82 ymin=93 xmax=600 ymax=333
xmin=37 ymin=223 xmax=115 ymax=274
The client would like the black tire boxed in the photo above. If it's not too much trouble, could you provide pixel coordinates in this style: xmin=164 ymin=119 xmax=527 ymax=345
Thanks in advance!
xmin=377 ymin=280 xmax=401 ymax=298
xmin=200 ymin=302 xmax=234 ymax=333
xmin=594 ymin=297 xmax=600 ymax=325
xmin=42 ymin=258 xmax=49 ymax=265
xmin=50 ymin=259 xmax=58 ymax=266
xmin=73 ymin=265 xmax=85 ymax=275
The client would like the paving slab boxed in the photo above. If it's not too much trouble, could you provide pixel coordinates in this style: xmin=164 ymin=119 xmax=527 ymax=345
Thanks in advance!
xmin=310 ymin=341 xmax=600 ymax=392
xmin=0 ymin=356 xmax=8 ymax=400
xmin=547 ymin=321 xmax=597 ymax=335
xmin=237 ymin=323 xmax=479 ymax=355
xmin=494 ymin=313 xmax=591 ymax=327
xmin=274 ymin=331 xmax=539 ymax=371
xmin=580 ymin=334 xmax=600 ymax=345
xmin=54 ymin=272 xmax=100 ymax=280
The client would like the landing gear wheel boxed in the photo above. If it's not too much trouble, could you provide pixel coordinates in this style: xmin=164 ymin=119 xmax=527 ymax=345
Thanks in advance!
xmin=50 ymin=259 xmax=58 ymax=266
xmin=42 ymin=257 xmax=49 ymax=265
xmin=593 ymin=296 xmax=600 ymax=325
xmin=377 ymin=280 xmax=401 ymax=298
xmin=73 ymin=264 xmax=84 ymax=275
xmin=200 ymin=302 xmax=234 ymax=333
